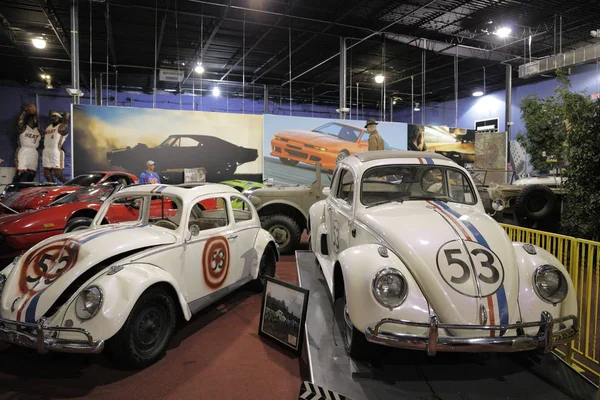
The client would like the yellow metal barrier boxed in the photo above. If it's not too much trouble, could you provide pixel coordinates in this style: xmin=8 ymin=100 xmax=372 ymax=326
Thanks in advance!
xmin=501 ymin=224 xmax=600 ymax=385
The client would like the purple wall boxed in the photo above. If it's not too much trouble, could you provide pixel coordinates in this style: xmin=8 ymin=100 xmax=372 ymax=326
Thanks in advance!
xmin=393 ymin=62 xmax=600 ymax=139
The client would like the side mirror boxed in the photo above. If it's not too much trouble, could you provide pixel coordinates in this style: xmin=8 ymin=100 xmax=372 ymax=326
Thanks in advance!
xmin=189 ymin=224 xmax=200 ymax=238
xmin=491 ymin=199 xmax=505 ymax=212
xmin=322 ymin=187 xmax=331 ymax=197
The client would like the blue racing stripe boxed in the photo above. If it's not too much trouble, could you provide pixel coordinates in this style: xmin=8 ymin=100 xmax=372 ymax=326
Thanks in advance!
xmin=425 ymin=157 xmax=434 ymax=164
xmin=156 ymin=185 xmax=167 ymax=193
xmin=25 ymin=293 xmax=42 ymax=323
xmin=434 ymin=200 xmax=510 ymax=333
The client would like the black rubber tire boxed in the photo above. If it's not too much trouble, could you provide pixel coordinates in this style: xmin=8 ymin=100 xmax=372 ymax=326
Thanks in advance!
xmin=342 ymin=288 xmax=370 ymax=360
xmin=251 ymin=247 xmax=277 ymax=292
xmin=514 ymin=184 xmax=556 ymax=221
xmin=64 ymin=216 xmax=93 ymax=233
xmin=336 ymin=150 xmax=350 ymax=164
xmin=107 ymin=288 xmax=177 ymax=369
xmin=278 ymin=157 xmax=299 ymax=166
xmin=260 ymin=214 xmax=302 ymax=255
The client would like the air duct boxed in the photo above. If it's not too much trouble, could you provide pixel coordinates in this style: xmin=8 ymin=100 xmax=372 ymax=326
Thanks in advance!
xmin=519 ymin=42 xmax=600 ymax=78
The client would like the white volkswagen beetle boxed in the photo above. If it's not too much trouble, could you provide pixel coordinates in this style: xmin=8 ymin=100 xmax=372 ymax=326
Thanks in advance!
xmin=308 ymin=151 xmax=577 ymax=358
xmin=0 ymin=183 xmax=278 ymax=368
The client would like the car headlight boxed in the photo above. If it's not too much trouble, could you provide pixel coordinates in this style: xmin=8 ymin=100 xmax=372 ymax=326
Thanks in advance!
xmin=372 ymin=268 xmax=408 ymax=309
xmin=75 ymin=286 xmax=103 ymax=320
xmin=0 ymin=274 xmax=6 ymax=296
xmin=533 ymin=265 xmax=568 ymax=304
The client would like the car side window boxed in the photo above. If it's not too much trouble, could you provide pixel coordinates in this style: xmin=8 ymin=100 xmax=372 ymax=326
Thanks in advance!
xmin=188 ymin=196 xmax=229 ymax=235
xmin=447 ymin=170 xmax=476 ymax=204
xmin=230 ymin=196 xmax=253 ymax=222
xmin=334 ymin=169 xmax=354 ymax=205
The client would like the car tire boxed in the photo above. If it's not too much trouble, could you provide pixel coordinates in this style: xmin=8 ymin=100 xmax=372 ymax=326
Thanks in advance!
xmin=107 ymin=288 xmax=177 ymax=369
xmin=336 ymin=150 xmax=350 ymax=164
xmin=64 ymin=216 xmax=93 ymax=233
xmin=251 ymin=247 xmax=277 ymax=292
xmin=342 ymin=288 xmax=370 ymax=359
xmin=278 ymin=157 xmax=299 ymax=166
xmin=514 ymin=184 xmax=556 ymax=221
xmin=260 ymin=214 xmax=302 ymax=255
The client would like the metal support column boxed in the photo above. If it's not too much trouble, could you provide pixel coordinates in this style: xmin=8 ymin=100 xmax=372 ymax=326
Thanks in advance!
xmin=264 ymin=85 xmax=269 ymax=114
xmin=390 ymin=97 xmax=393 ymax=122
xmin=70 ymin=0 xmax=80 ymax=104
xmin=339 ymin=37 xmax=347 ymax=120
xmin=95 ymin=77 xmax=101 ymax=105
xmin=505 ymin=64 xmax=512 ymax=181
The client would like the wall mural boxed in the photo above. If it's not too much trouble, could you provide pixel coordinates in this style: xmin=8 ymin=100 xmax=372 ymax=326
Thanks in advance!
xmin=263 ymin=115 xmax=408 ymax=185
xmin=407 ymin=124 xmax=476 ymax=169
xmin=72 ymin=105 xmax=263 ymax=184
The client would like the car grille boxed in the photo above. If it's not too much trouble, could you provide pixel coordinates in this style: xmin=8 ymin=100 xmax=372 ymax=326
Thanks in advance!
xmin=285 ymin=149 xmax=308 ymax=159
xmin=309 ymin=155 xmax=322 ymax=162
xmin=287 ymin=144 xmax=302 ymax=150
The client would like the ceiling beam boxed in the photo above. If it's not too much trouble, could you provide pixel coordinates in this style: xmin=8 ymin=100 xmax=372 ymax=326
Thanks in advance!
xmin=219 ymin=0 xmax=302 ymax=82
xmin=0 ymin=13 xmax=45 ymax=77
xmin=37 ymin=0 xmax=70 ymax=57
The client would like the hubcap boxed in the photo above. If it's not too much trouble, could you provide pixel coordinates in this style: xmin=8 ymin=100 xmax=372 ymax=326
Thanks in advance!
xmin=269 ymin=225 xmax=290 ymax=248
xmin=134 ymin=306 xmax=167 ymax=353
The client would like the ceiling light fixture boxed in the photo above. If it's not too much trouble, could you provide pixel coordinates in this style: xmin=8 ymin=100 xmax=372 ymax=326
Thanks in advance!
xmin=195 ymin=64 xmax=205 ymax=74
xmin=414 ymin=102 xmax=420 ymax=111
xmin=32 ymin=37 xmax=47 ymax=49
xmin=212 ymin=86 xmax=220 ymax=97
xmin=472 ymin=90 xmax=484 ymax=97
xmin=374 ymin=74 xmax=385 ymax=84
xmin=493 ymin=26 xmax=512 ymax=38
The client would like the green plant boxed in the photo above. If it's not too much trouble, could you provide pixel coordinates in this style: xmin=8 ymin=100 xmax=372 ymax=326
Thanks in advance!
xmin=518 ymin=69 xmax=599 ymax=240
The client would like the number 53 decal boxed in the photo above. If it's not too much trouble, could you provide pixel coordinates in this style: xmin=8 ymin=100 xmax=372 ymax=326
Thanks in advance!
xmin=436 ymin=240 xmax=504 ymax=297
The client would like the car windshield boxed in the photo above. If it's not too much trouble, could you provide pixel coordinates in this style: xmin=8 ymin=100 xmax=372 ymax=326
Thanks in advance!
xmin=312 ymin=123 xmax=361 ymax=143
xmin=64 ymin=173 xmax=105 ymax=186
xmin=360 ymin=165 xmax=476 ymax=206
xmin=50 ymin=185 xmax=118 ymax=206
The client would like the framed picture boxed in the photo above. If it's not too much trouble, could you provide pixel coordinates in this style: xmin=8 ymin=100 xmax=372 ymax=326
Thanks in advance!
xmin=259 ymin=277 xmax=309 ymax=355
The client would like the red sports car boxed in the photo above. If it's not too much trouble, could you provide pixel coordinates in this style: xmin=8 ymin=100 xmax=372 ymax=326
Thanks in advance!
xmin=0 ymin=171 xmax=138 ymax=213
xmin=0 ymin=184 xmax=187 ymax=268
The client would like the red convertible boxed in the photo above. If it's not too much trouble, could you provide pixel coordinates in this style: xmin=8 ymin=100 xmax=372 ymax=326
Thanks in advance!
xmin=0 ymin=171 xmax=138 ymax=213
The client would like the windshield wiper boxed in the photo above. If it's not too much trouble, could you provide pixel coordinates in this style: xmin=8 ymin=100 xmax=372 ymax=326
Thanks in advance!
xmin=366 ymin=198 xmax=404 ymax=208
xmin=409 ymin=196 xmax=449 ymax=203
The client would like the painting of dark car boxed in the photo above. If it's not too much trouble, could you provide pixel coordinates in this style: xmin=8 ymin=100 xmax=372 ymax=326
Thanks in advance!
xmin=106 ymin=134 xmax=259 ymax=182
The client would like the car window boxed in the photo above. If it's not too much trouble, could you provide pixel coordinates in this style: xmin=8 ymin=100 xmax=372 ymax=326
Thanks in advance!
xmin=360 ymin=165 xmax=476 ymax=206
xmin=65 ymin=173 xmax=105 ymax=186
xmin=188 ymin=196 xmax=229 ymax=235
xmin=334 ymin=169 xmax=354 ymax=205
xmin=231 ymin=196 xmax=253 ymax=222
xmin=109 ymin=195 xmax=145 ymax=222
xmin=149 ymin=196 xmax=181 ymax=230
xmin=107 ymin=174 xmax=132 ymax=185
xmin=313 ymin=123 xmax=341 ymax=137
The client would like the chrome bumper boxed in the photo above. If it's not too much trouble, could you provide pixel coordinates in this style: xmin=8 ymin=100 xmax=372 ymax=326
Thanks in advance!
xmin=365 ymin=312 xmax=577 ymax=356
xmin=0 ymin=316 xmax=104 ymax=354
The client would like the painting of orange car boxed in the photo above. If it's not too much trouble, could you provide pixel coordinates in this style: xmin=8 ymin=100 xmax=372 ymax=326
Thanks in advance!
xmin=270 ymin=122 xmax=392 ymax=170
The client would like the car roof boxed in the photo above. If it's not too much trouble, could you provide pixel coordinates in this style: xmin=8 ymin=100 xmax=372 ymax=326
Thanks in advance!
xmin=165 ymin=134 xmax=221 ymax=141
xmin=339 ymin=150 xmax=457 ymax=170
xmin=116 ymin=183 xmax=238 ymax=199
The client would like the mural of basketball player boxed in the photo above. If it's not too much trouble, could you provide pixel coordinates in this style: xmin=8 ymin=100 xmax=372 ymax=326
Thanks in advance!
xmin=14 ymin=104 xmax=41 ymax=183
xmin=42 ymin=110 xmax=70 ymax=183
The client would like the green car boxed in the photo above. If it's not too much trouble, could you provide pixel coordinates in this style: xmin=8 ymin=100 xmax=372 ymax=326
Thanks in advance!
xmin=220 ymin=180 xmax=266 ymax=209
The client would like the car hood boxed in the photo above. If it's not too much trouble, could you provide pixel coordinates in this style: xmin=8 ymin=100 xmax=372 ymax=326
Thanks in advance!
xmin=276 ymin=130 xmax=354 ymax=146
xmin=357 ymin=201 xmax=517 ymax=333
xmin=0 ymin=224 xmax=177 ymax=323
xmin=2 ymin=186 xmax=80 ymax=210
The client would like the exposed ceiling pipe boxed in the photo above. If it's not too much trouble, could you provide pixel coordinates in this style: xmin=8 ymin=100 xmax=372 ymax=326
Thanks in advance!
xmin=281 ymin=0 xmax=440 ymax=86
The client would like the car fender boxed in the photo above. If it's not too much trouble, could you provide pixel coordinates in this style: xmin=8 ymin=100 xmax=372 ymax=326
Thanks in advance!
xmin=308 ymin=199 xmax=327 ymax=251
xmin=257 ymin=199 xmax=307 ymax=220
xmin=250 ymin=229 xmax=279 ymax=279
xmin=337 ymin=244 xmax=430 ymax=336
xmin=512 ymin=243 xmax=577 ymax=334
xmin=58 ymin=263 xmax=191 ymax=341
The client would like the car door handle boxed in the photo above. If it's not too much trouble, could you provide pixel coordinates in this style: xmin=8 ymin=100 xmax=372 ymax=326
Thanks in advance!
xmin=228 ymin=234 xmax=238 ymax=240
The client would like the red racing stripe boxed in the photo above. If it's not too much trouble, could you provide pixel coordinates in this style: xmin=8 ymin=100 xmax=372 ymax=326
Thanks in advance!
xmin=487 ymin=296 xmax=496 ymax=337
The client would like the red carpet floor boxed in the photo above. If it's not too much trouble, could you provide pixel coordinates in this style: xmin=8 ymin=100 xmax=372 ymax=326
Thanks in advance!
xmin=0 ymin=254 xmax=310 ymax=400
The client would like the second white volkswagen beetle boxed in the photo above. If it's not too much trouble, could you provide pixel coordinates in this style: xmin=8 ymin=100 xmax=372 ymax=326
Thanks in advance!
xmin=0 ymin=183 xmax=278 ymax=368
xmin=309 ymin=151 xmax=577 ymax=358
